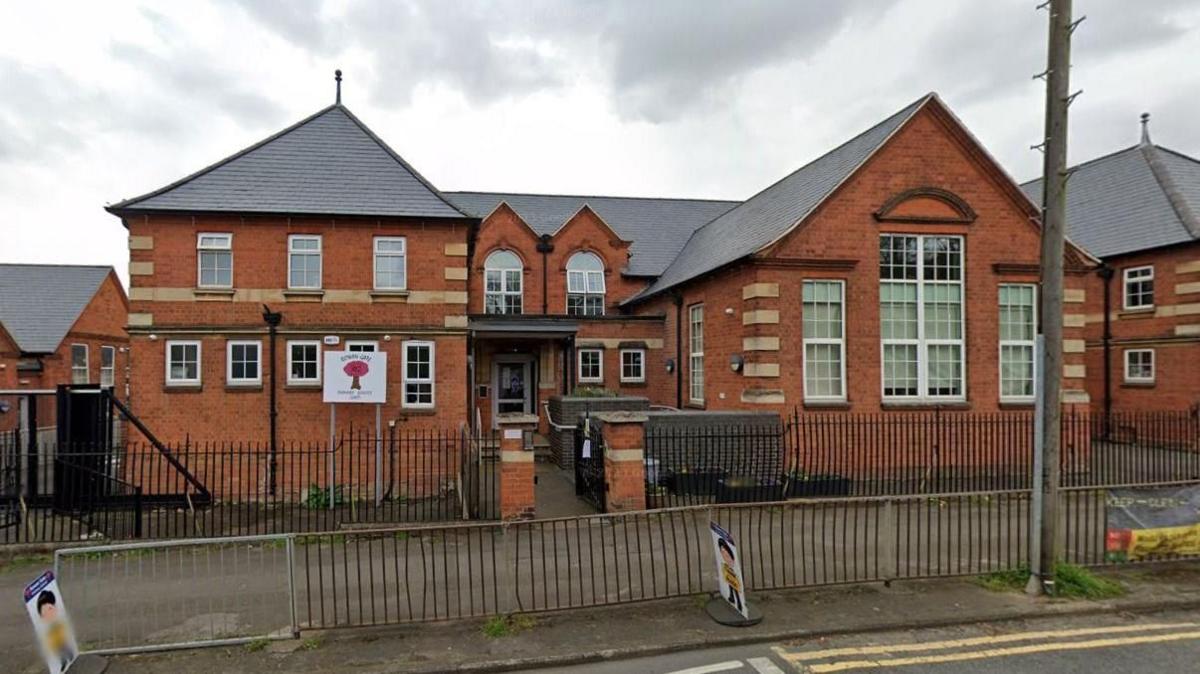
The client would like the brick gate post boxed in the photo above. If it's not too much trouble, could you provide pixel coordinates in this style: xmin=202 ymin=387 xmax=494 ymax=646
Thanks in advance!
xmin=594 ymin=411 xmax=648 ymax=513
xmin=497 ymin=412 xmax=538 ymax=520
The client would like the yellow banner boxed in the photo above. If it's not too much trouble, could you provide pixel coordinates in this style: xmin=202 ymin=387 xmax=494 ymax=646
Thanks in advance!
xmin=1126 ymin=523 xmax=1200 ymax=560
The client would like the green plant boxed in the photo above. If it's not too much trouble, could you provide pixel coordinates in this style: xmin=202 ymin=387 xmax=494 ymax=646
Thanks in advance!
xmin=245 ymin=637 xmax=270 ymax=652
xmin=976 ymin=565 xmax=1030 ymax=592
xmin=571 ymin=386 xmax=618 ymax=398
xmin=303 ymin=484 xmax=345 ymax=509
xmin=300 ymin=636 xmax=322 ymax=651
xmin=1052 ymin=563 xmax=1125 ymax=599
xmin=482 ymin=614 xmax=536 ymax=638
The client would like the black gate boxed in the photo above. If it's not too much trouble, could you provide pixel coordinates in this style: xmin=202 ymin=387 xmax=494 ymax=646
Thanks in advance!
xmin=573 ymin=420 xmax=606 ymax=511
xmin=54 ymin=384 xmax=117 ymax=511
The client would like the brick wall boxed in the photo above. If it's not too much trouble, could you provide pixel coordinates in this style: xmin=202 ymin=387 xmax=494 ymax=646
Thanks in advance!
xmin=546 ymin=394 xmax=649 ymax=468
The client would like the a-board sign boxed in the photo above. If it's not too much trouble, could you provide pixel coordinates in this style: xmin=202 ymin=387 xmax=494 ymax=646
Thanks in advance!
xmin=323 ymin=351 xmax=387 ymax=404
xmin=24 ymin=570 xmax=78 ymax=674
xmin=710 ymin=522 xmax=750 ymax=619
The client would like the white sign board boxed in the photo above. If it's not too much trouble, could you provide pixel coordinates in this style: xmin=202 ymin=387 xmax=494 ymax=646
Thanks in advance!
xmin=323 ymin=351 xmax=387 ymax=404
xmin=710 ymin=522 xmax=750 ymax=619
xmin=24 ymin=570 xmax=78 ymax=674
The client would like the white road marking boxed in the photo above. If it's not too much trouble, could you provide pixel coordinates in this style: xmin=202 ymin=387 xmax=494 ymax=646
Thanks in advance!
xmin=747 ymin=656 xmax=787 ymax=674
xmin=665 ymin=661 xmax=745 ymax=674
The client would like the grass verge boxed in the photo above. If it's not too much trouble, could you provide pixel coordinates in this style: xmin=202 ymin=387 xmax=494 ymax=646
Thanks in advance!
xmin=482 ymin=614 xmax=537 ymax=638
xmin=976 ymin=563 xmax=1125 ymax=599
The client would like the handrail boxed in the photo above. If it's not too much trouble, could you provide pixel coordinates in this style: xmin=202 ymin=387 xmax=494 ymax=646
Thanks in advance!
xmin=541 ymin=401 xmax=575 ymax=432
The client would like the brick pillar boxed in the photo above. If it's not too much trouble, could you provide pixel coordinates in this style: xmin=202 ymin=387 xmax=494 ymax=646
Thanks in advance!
xmin=497 ymin=413 xmax=538 ymax=521
xmin=595 ymin=412 xmax=648 ymax=513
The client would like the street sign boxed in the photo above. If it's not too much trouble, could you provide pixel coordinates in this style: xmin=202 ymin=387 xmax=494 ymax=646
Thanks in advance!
xmin=322 ymin=351 xmax=387 ymax=404
xmin=24 ymin=570 xmax=78 ymax=674
xmin=710 ymin=522 xmax=750 ymax=619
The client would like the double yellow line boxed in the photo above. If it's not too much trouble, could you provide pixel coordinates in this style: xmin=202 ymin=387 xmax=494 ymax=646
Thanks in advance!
xmin=775 ymin=622 xmax=1200 ymax=672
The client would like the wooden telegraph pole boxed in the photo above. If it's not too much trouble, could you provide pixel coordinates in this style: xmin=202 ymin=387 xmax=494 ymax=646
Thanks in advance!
xmin=1030 ymin=0 xmax=1081 ymax=595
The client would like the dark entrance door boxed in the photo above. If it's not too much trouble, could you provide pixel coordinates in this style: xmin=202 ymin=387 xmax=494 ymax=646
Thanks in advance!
xmin=495 ymin=359 xmax=532 ymax=417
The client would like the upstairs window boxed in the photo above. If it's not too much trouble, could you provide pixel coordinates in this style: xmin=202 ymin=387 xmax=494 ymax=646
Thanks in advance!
xmin=71 ymin=344 xmax=89 ymax=384
xmin=484 ymin=250 xmax=523 ymax=315
xmin=374 ymin=237 xmax=407 ymax=290
xmin=288 ymin=235 xmax=322 ymax=289
xmin=1123 ymin=265 xmax=1154 ymax=310
xmin=100 ymin=345 xmax=116 ymax=388
xmin=566 ymin=252 xmax=605 ymax=316
xmin=999 ymin=284 xmax=1037 ymax=401
xmin=879 ymin=234 xmax=965 ymax=400
xmin=197 ymin=233 xmax=232 ymax=288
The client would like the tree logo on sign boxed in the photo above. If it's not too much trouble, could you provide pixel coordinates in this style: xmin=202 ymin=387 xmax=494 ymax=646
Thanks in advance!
xmin=344 ymin=360 xmax=369 ymax=390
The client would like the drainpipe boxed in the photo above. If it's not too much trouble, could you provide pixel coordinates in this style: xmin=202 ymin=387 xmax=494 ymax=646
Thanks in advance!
xmin=673 ymin=290 xmax=683 ymax=408
xmin=536 ymin=234 xmax=554 ymax=315
xmin=262 ymin=304 xmax=282 ymax=496
xmin=1098 ymin=265 xmax=1114 ymax=437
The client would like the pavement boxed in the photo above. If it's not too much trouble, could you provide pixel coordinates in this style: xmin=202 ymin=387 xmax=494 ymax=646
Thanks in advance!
xmin=5 ymin=562 xmax=1196 ymax=674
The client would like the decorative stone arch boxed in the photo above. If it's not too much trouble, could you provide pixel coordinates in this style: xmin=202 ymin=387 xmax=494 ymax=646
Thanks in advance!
xmin=874 ymin=187 xmax=977 ymax=224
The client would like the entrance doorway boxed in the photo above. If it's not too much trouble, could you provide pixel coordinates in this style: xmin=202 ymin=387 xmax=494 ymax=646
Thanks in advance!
xmin=492 ymin=355 xmax=535 ymax=427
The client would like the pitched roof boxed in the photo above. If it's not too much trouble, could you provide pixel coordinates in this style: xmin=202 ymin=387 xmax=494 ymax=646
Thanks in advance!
xmin=0 ymin=264 xmax=115 ymax=354
xmin=1020 ymin=143 xmax=1200 ymax=258
xmin=628 ymin=94 xmax=932 ymax=302
xmin=445 ymin=192 xmax=739 ymax=276
xmin=108 ymin=105 xmax=468 ymax=220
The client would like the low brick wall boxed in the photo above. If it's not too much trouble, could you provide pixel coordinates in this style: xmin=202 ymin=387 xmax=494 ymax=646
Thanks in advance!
xmin=547 ymin=396 xmax=650 ymax=470
xmin=644 ymin=411 xmax=783 ymax=486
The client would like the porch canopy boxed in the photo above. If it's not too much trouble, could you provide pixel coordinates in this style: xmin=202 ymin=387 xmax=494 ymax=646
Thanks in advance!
xmin=468 ymin=315 xmax=579 ymax=340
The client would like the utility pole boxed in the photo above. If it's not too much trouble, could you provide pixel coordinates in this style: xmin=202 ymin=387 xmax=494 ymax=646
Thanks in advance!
xmin=1029 ymin=0 xmax=1080 ymax=596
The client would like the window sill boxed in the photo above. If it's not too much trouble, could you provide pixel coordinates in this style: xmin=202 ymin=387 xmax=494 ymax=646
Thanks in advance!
xmin=194 ymin=288 xmax=234 ymax=300
xmin=226 ymin=383 xmax=263 ymax=392
xmin=1118 ymin=308 xmax=1155 ymax=319
xmin=578 ymin=380 xmax=604 ymax=386
xmin=881 ymin=401 xmax=971 ymax=411
xmin=283 ymin=289 xmax=324 ymax=302
xmin=803 ymin=400 xmax=851 ymax=410
xmin=371 ymin=290 xmax=410 ymax=303
xmin=999 ymin=401 xmax=1035 ymax=410
xmin=285 ymin=383 xmax=322 ymax=391
xmin=163 ymin=384 xmax=202 ymax=393
xmin=685 ymin=401 xmax=706 ymax=410
xmin=1121 ymin=381 xmax=1156 ymax=389
xmin=398 ymin=407 xmax=437 ymax=416
xmin=618 ymin=380 xmax=647 ymax=387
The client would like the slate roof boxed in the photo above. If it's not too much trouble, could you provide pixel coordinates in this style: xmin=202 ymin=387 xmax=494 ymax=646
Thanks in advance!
xmin=445 ymin=192 xmax=739 ymax=276
xmin=1020 ymin=143 xmax=1200 ymax=258
xmin=0 ymin=265 xmax=114 ymax=354
xmin=108 ymin=105 xmax=468 ymax=219
xmin=628 ymin=94 xmax=932 ymax=303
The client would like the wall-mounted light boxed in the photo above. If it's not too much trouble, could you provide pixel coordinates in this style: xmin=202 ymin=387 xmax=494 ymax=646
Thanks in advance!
xmin=383 ymin=335 xmax=392 ymax=342
xmin=149 ymin=334 xmax=158 ymax=341
xmin=665 ymin=358 xmax=676 ymax=374
xmin=729 ymin=354 xmax=744 ymax=372
xmin=724 ymin=307 xmax=735 ymax=316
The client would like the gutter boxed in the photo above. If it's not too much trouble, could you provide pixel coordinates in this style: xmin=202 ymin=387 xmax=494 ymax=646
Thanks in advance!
xmin=673 ymin=291 xmax=683 ymax=408
xmin=1098 ymin=264 xmax=1114 ymax=435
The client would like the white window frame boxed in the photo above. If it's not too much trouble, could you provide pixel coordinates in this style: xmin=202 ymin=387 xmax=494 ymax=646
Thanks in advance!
xmin=373 ymin=236 xmax=407 ymax=291
xmin=196 ymin=232 xmax=233 ymax=289
xmin=619 ymin=348 xmax=646 ymax=384
xmin=998 ymin=284 xmax=1037 ymax=402
xmin=165 ymin=340 xmax=201 ymax=386
xmin=484 ymin=249 xmax=524 ymax=315
xmin=226 ymin=339 xmax=263 ymax=386
xmin=287 ymin=234 xmax=322 ymax=290
xmin=578 ymin=348 xmax=604 ymax=384
xmin=1124 ymin=349 xmax=1155 ymax=384
xmin=100 ymin=345 xmax=116 ymax=388
xmin=70 ymin=343 xmax=89 ymax=384
xmin=689 ymin=304 xmax=704 ymax=404
xmin=802 ymin=280 xmax=846 ymax=402
xmin=402 ymin=340 xmax=435 ymax=408
xmin=1123 ymin=265 xmax=1154 ymax=310
xmin=345 ymin=340 xmax=378 ymax=352
xmin=286 ymin=340 xmax=321 ymax=385
xmin=879 ymin=234 xmax=966 ymax=402
xmin=566 ymin=252 xmax=606 ymax=317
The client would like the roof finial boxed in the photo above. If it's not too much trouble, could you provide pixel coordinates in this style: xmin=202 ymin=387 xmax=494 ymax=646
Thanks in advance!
xmin=335 ymin=69 xmax=343 ymax=105
xmin=1140 ymin=111 xmax=1151 ymax=145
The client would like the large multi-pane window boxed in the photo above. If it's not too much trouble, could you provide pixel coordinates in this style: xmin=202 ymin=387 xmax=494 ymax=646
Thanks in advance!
xmin=689 ymin=304 xmax=704 ymax=404
xmin=484 ymin=250 xmax=523 ymax=314
xmin=374 ymin=237 xmax=407 ymax=290
xmin=165 ymin=341 xmax=200 ymax=385
xmin=403 ymin=341 xmax=435 ymax=407
xmin=100 ymin=345 xmax=116 ymax=387
xmin=197 ymin=233 xmax=232 ymax=288
xmin=227 ymin=340 xmax=262 ymax=385
xmin=287 ymin=341 xmax=320 ymax=384
xmin=879 ymin=234 xmax=964 ymax=399
xmin=802 ymin=280 xmax=845 ymax=401
xmin=1123 ymin=265 xmax=1154 ymax=310
xmin=288 ymin=235 xmax=322 ymax=289
xmin=999 ymin=284 xmax=1037 ymax=401
xmin=566 ymin=252 xmax=605 ymax=316
xmin=70 ymin=344 xmax=89 ymax=384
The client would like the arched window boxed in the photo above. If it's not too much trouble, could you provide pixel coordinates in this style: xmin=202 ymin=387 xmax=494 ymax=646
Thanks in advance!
xmin=566 ymin=251 xmax=605 ymax=316
xmin=484 ymin=250 xmax=523 ymax=314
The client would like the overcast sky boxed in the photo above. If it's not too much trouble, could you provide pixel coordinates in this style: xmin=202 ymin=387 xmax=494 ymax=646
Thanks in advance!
xmin=2 ymin=0 xmax=1198 ymax=287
